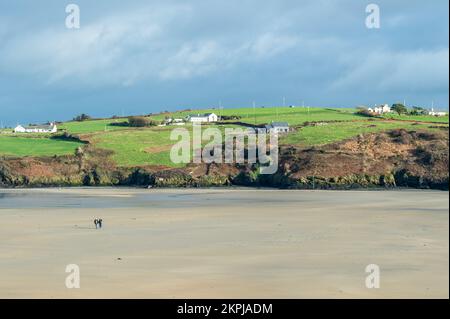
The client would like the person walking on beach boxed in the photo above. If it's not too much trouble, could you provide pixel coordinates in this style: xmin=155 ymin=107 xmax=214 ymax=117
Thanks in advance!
xmin=98 ymin=218 xmax=103 ymax=229
xmin=94 ymin=218 xmax=98 ymax=229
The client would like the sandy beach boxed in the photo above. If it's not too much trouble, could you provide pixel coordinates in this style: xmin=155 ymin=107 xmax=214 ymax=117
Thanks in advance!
xmin=0 ymin=188 xmax=448 ymax=298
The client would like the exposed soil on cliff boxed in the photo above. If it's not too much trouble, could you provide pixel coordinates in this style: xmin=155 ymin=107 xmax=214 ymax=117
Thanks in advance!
xmin=272 ymin=129 xmax=448 ymax=189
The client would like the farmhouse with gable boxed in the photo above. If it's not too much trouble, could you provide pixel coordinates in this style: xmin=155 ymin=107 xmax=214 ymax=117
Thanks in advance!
xmin=186 ymin=113 xmax=218 ymax=123
xmin=14 ymin=123 xmax=58 ymax=134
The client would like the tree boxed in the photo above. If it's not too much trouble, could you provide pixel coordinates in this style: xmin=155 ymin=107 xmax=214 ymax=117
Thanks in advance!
xmin=73 ymin=114 xmax=92 ymax=121
xmin=410 ymin=106 xmax=427 ymax=116
xmin=391 ymin=103 xmax=407 ymax=115
xmin=128 ymin=116 xmax=157 ymax=127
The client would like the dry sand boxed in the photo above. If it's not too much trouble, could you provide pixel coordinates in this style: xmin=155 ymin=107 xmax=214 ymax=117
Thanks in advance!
xmin=0 ymin=188 xmax=448 ymax=298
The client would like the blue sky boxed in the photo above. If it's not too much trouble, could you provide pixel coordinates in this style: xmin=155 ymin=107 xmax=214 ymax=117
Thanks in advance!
xmin=0 ymin=0 xmax=448 ymax=126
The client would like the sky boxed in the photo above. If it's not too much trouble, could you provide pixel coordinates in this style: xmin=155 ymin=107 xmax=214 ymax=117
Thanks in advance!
xmin=0 ymin=0 xmax=448 ymax=126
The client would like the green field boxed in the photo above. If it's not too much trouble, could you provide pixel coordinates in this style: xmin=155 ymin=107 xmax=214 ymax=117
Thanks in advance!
xmin=0 ymin=136 xmax=84 ymax=157
xmin=59 ymin=118 xmax=131 ymax=134
xmin=149 ymin=107 xmax=362 ymax=126
xmin=281 ymin=121 xmax=445 ymax=146
xmin=89 ymin=127 xmax=182 ymax=167
xmin=382 ymin=113 xmax=449 ymax=123
xmin=89 ymin=124 xmax=245 ymax=167
xmin=1 ymin=107 xmax=448 ymax=166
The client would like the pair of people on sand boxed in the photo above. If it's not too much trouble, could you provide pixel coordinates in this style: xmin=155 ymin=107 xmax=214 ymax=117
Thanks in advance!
xmin=94 ymin=218 xmax=103 ymax=229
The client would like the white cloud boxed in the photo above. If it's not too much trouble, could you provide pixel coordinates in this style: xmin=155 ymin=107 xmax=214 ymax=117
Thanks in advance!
xmin=0 ymin=3 xmax=306 ymax=86
xmin=249 ymin=33 xmax=299 ymax=59
xmin=159 ymin=41 xmax=223 ymax=80
xmin=385 ymin=14 xmax=408 ymax=28
xmin=0 ymin=5 xmax=189 ymax=85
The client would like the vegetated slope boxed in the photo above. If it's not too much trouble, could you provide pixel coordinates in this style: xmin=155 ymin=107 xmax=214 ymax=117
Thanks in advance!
xmin=1 ymin=107 xmax=447 ymax=162
xmin=271 ymin=128 xmax=449 ymax=190
xmin=0 ymin=135 xmax=84 ymax=157
xmin=1 ymin=128 xmax=448 ymax=190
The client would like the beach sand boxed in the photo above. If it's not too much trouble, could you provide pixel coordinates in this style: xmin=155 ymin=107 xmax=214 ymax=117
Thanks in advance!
xmin=0 ymin=188 xmax=448 ymax=298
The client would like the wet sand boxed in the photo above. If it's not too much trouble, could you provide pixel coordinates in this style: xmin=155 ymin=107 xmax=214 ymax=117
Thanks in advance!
xmin=0 ymin=188 xmax=448 ymax=298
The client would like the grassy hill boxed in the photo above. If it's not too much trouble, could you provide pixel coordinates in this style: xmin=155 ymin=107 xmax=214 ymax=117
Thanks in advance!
xmin=0 ymin=135 xmax=84 ymax=157
xmin=1 ymin=106 xmax=448 ymax=168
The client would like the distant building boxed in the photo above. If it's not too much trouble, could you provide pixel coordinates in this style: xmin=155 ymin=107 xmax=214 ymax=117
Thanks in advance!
xmin=428 ymin=108 xmax=447 ymax=117
xmin=14 ymin=123 xmax=57 ymax=133
xmin=186 ymin=113 xmax=218 ymax=123
xmin=368 ymin=104 xmax=391 ymax=115
xmin=164 ymin=118 xmax=186 ymax=126
xmin=265 ymin=122 xmax=290 ymax=134
xmin=171 ymin=118 xmax=186 ymax=125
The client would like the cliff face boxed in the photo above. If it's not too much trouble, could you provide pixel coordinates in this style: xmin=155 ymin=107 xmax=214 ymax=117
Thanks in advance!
xmin=268 ymin=128 xmax=449 ymax=190
xmin=1 ymin=129 xmax=448 ymax=190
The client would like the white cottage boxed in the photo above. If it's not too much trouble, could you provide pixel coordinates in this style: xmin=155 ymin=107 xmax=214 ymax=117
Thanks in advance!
xmin=187 ymin=113 xmax=218 ymax=123
xmin=428 ymin=108 xmax=448 ymax=117
xmin=265 ymin=122 xmax=290 ymax=134
xmin=368 ymin=104 xmax=391 ymax=115
xmin=14 ymin=123 xmax=57 ymax=133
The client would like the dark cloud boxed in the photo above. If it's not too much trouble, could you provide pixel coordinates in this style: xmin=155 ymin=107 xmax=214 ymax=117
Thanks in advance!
xmin=0 ymin=0 xmax=448 ymax=125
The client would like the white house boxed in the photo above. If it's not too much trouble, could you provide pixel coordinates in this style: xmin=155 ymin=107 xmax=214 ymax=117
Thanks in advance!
xmin=428 ymin=108 xmax=448 ymax=117
xmin=368 ymin=104 xmax=391 ymax=115
xmin=13 ymin=125 xmax=26 ymax=133
xmin=187 ymin=113 xmax=218 ymax=123
xmin=265 ymin=122 xmax=290 ymax=134
xmin=14 ymin=123 xmax=57 ymax=133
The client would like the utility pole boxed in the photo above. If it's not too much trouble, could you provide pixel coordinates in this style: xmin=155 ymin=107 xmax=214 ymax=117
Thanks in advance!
xmin=253 ymin=101 xmax=256 ymax=126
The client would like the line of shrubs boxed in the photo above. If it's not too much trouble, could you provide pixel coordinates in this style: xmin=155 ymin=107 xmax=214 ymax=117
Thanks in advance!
xmin=109 ymin=116 xmax=159 ymax=127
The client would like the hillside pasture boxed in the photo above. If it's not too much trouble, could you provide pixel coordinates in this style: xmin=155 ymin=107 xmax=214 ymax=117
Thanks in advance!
xmin=59 ymin=118 xmax=133 ymax=134
xmin=0 ymin=135 xmax=83 ymax=157
xmin=149 ymin=107 xmax=362 ymax=126
xmin=2 ymin=107 xmax=448 ymax=166
xmin=281 ymin=120 xmax=447 ymax=146
xmin=382 ymin=113 xmax=449 ymax=123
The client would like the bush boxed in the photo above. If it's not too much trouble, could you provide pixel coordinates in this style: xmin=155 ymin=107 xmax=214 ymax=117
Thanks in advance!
xmin=128 ymin=116 xmax=157 ymax=127
xmin=355 ymin=107 xmax=376 ymax=117
xmin=220 ymin=115 xmax=242 ymax=121
xmin=409 ymin=106 xmax=428 ymax=116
